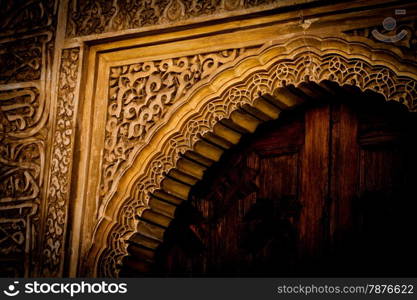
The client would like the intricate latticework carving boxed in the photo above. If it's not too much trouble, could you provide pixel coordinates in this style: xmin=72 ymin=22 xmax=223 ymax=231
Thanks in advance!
xmin=102 ymin=48 xmax=252 ymax=199
xmin=95 ymin=38 xmax=417 ymax=277
xmin=66 ymin=0 xmax=279 ymax=37
xmin=0 ymin=36 xmax=44 ymax=84
xmin=41 ymin=48 xmax=80 ymax=277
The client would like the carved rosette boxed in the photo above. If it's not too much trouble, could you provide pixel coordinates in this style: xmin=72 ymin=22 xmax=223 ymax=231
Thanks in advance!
xmin=67 ymin=0 xmax=280 ymax=37
xmin=96 ymin=39 xmax=417 ymax=277
xmin=102 ymin=48 xmax=252 ymax=201
xmin=41 ymin=48 xmax=80 ymax=277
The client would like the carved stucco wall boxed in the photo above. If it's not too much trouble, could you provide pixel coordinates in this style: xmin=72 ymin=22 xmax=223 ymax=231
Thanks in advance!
xmin=42 ymin=47 xmax=81 ymax=277
xmin=1 ymin=0 xmax=416 ymax=278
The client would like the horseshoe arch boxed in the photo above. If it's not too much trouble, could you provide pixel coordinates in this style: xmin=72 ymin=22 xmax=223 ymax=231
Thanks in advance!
xmin=86 ymin=35 xmax=417 ymax=277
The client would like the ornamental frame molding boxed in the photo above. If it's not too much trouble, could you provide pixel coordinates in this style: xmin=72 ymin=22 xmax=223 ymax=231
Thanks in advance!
xmin=87 ymin=36 xmax=417 ymax=277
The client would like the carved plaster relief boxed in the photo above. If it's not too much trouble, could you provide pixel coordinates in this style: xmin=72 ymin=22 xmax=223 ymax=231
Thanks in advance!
xmin=344 ymin=20 xmax=417 ymax=59
xmin=0 ymin=0 xmax=57 ymax=277
xmin=41 ymin=48 xmax=80 ymax=277
xmin=0 ymin=139 xmax=43 ymax=276
xmin=0 ymin=79 xmax=48 ymax=279
xmin=0 ymin=87 xmax=47 ymax=139
xmin=67 ymin=0 xmax=281 ymax=37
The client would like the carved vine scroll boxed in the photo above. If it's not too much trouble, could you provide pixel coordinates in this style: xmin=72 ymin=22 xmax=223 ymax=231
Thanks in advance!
xmin=92 ymin=37 xmax=417 ymax=277
xmin=102 ymin=48 xmax=254 ymax=199
xmin=0 ymin=139 xmax=44 ymax=276
xmin=0 ymin=0 xmax=57 ymax=277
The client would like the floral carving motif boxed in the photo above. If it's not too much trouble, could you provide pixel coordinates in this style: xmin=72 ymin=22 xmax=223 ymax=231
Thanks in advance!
xmin=41 ymin=48 xmax=80 ymax=277
xmin=97 ymin=49 xmax=417 ymax=277
xmin=102 ymin=48 xmax=251 ymax=198
xmin=66 ymin=0 xmax=279 ymax=37
xmin=0 ymin=36 xmax=44 ymax=84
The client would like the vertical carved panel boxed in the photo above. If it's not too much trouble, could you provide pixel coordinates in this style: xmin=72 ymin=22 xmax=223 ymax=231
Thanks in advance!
xmin=0 ymin=77 xmax=47 ymax=279
xmin=41 ymin=48 xmax=80 ymax=277
xmin=344 ymin=21 xmax=417 ymax=59
xmin=0 ymin=0 xmax=57 ymax=277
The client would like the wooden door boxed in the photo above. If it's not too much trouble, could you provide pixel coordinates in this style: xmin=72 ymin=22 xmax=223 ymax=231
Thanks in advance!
xmin=153 ymin=95 xmax=417 ymax=276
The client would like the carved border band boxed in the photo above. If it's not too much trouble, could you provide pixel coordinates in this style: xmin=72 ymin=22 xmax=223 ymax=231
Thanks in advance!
xmin=102 ymin=47 xmax=256 ymax=204
xmin=41 ymin=48 xmax=80 ymax=277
